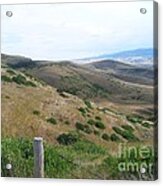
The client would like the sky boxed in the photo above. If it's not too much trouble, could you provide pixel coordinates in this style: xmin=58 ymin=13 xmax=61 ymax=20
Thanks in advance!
xmin=1 ymin=1 xmax=153 ymax=60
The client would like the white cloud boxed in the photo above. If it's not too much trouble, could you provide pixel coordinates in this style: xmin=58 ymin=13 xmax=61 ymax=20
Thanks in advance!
xmin=1 ymin=1 xmax=153 ymax=60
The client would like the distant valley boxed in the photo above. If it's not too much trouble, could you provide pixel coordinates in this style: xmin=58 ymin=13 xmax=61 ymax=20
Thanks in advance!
xmin=1 ymin=51 xmax=157 ymax=179
xmin=76 ymin=48 xmax=156 ymax=67
xmin=1 ymin=52 xmax=155 ymax=104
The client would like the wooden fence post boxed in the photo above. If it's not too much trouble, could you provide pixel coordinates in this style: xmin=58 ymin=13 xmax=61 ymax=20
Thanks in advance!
xmin=33 ymin=137 xmax=44 ymax=178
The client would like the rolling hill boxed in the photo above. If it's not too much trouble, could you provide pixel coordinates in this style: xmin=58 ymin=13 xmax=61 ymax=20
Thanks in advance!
xmin=76 ymin=48 xmax=155 ymax=67
xmin=84 ymin=59 xmax=154 ymax=85
xmin=2 ymin=65 xmax=154 ymax=143
xmin=1 ymin=54 xmax=156 ymax=179
xmin=1 ymin=53 xmax=154 ymax=104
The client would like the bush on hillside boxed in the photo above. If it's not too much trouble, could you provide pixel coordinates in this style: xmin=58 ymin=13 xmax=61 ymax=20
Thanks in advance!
xmin=95 ymin=116 xmax=102 ymax=121
xmin=87 ymin=119 xmax=95 ymax=125
xmin=121 ymin=125 xmax=134 ymax=132
xmin=110 ymin=133 xmax=120 ymax=142
xmin=102 ymin=133 xmax=110 ymax=141
xmin=112 ymin=127 xmax=138 ymax=142
xmin=76 ymin=122 xmax=92 ymax=134
xmin=84 ymin=100 xmax=93 ymax=109
xmin=1 ymin=75 xmax=12 ymax=82
xmin=95 ymin=121 xmax=105 ymax=129
xmin=33 ymin=110 xmax=40 ymax=115
xmin=47 ymin=117 xmax=57 ymax=125
xmin=57 ymin=133 xmax=78 ymax=145
xmin=12 ymin=74 xmax=36 ymax=87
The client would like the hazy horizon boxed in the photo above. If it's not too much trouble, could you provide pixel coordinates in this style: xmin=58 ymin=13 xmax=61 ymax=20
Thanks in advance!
xmin=2 ymin=47 xmax=153 ymax=62
xmin=1 ymin=1 xmax=153 ymax=60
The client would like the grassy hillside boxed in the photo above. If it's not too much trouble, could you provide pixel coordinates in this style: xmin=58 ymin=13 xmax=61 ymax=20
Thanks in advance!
xmin=1 ymin=54 xmax=154 ymax=104
xmin=1 ymin=54 xmax=157 ymax=180
xmin=85 ymin=60 xmax=154 ymax=85
xmin=2 ymin=137 xmax=156 ymax=180
xmin=26 ymin=62 xmax=154 ymax=104
xmin=2 ymin=66 xmax=154 ymax=144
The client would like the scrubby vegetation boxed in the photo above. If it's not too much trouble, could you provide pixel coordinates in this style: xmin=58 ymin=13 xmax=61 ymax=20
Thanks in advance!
xmin=1 ymin=138 xmax=107 ymax=178
xmin=87 ymin=119 xmax=95 ymax=125
xmin=126 ymin=115 xmax=143 ymax=124
xmin=12 ymin=74 xmax=27 ymax=84
xmin=1 ymin=53 xmax=156 ymax=180
xmin=75 ymin=122 xmax=92 ymax=134
xmin=6 ymin=69 xmax=16 ymax=75
xmin=95 ymin=116 xmax=102 ymax=121
xmin=57 ymin=133 xmax=78 ymax=145
xmin=33 ymin=110 xmax=40 ymax=115
xmin=94 ymin=130 xmax=100 ymax=136
xmin=121 ymin=125 xmax=134 ymax=132
xmin=5 ymin=95 xmax=10 ymax=99
xmin=112 ymin=126 xmax=139 ymax=142
xmin=12 ymin=74 xmax=36 ymax=87
xmin=87 ymin=119 xmax=105 ymax=129
xmin=56 ymin=75 xmax=109 ymax=100
xmin=46 ymin=117 xmax=57 ymax=125
xmin=1 ymin=73 xmax=37 ymax=87
xmin=1 ymin=138 xmax=156 ymax=179
xmin=142 ymin=122 xmax=151 ymax=128
xmin=1 ymin=75 xmax=12 ymax=82
xmin=95 ymin=121 xmax=105 ymax=129
xmin=84 ymin=100 xmax=93 ymax=109
xmin=102 ymin=133 xmax=110 ymax=141
xmin=110 ymin=133 xmax=120 ymax=142
xmin=64 ymin=120 xmax=70 ymax=125
xmin=78 ymin=107 xmax=86 ymax=116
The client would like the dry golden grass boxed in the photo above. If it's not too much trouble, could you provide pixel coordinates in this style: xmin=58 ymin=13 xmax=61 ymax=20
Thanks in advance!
xmin=1 ymin=68 xmax=154 ymax=154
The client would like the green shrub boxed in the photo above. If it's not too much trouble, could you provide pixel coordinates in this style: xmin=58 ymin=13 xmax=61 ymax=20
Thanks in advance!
xmin=126 ymin=115 xmax=143 ymax=124
xmin=78 ymin=107 xmax=87 ymax=117
xmin=84 ymin=100 xmax=93 ymax=109
xmin=87 ymin=119 xmax=95 ymax=125
xmin=95 ymin=121 xmax=105 ymax=129
xmin=76 ymin=122 xmax=84 ymax=130
xmin=94 ymin=130 xmax=100 ymax=136
xmin=7 ymin=69 xmax=16 ymax=75
xmin=142 ymin=122 xmax=151 ymax=128
xmin=95 ymin=116 xmax=102 ymax=121
xmin=12 ymin=74 xmax=26 ymax=85
xmin=78 ymin=107 xmax=86 ymax=114
xmin=110 ymin=133 xmax=120 ymax=142
xmin=102 ymin=133 xmax=110 ymax=141
xmin=121 ymin=125 xmax=134 ymax=132
xmin=85 ymin=107 xmax=90 ymax=113
xmin=64 ymin=120 xmax=70 ymax=125
xmin=33 ymin=110 xmax=40 ymax=115
xmin=82 ymin=125 xmax=92 ymax=134
xmin=25 ymin=81 xmax=36 ymax=87
xmin=75 ymin=122 xmax=92 ymax=134
xmin=57 ymin=133 xmax=78 ymax=145
xmin=1 ymin=75 xmax=12 ymax=82
xmin=47 ymin=117 xmax=57 ymax=125
xmin=112 ymin=126 xmax=138 ymax=142
xmin=87 ymin=114 xmax=91 ymax=117
xmin=12 ymin=74 xmax=36 ymax=87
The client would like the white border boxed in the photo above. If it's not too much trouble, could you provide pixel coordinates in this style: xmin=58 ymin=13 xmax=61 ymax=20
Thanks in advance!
xmin=0 ymin=0 xmax=162 ymax=185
